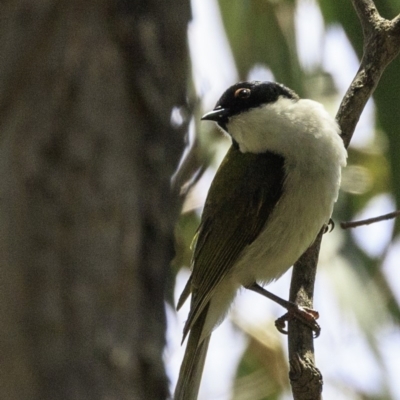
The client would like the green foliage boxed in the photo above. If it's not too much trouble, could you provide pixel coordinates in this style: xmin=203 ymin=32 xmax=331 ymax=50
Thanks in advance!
xmin=172 ymin=210 xmax=200 ymax=273
xmin=231 ymin=321 xmax=288 ymax=400
xmin=218 ymin=0 xmax=304 ymax=94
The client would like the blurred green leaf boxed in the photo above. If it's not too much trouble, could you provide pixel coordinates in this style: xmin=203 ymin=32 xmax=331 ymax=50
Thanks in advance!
xmin=172 ymin=210 xmax=200 ymax=273
xmin=231 ymin=319 xmax=288 ymax=400
xmin=217 ymin=0 xmax=304 ymax=93
xmin=373 ymin=58 xmax=400 ymax=234
xmin=342 ymin=148 xmax=391 ymax=212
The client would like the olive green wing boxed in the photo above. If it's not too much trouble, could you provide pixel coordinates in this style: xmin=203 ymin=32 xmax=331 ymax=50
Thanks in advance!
xmin=180 ymin=145 xmax=286 ymax=340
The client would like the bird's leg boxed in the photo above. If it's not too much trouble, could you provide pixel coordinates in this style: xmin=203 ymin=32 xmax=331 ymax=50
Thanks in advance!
xmin=245 ymin=283 xmax=320 ymax=337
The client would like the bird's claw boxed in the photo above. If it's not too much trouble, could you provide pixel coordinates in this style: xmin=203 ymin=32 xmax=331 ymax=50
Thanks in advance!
xmin=324 ymin=219 xmax=335 ymax=233
xmin=274 ymin=306 xmax=321 ymax=338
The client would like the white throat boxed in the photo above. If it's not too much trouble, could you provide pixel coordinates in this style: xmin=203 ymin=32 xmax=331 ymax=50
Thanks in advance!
xmin=225 ymin=97 xmax=346 ymax=172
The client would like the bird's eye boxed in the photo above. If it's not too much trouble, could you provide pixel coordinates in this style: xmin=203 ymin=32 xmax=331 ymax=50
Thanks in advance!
xmin=234 ymin=88 xmax=251 ymax=99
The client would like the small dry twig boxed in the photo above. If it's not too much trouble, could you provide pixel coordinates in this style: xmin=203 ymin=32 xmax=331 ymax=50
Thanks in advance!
xmin=340 ymin=210 xmax=400 ymax=229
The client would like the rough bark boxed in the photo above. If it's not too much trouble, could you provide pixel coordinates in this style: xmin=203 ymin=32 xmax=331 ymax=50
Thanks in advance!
xmin=288 ymin=1 xmax=400 ymax=399
xmin=0 ymin=1 xmax=190 ymax=400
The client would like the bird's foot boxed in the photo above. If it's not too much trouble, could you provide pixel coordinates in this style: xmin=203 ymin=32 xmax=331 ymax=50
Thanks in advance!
xmin=246 ymin=283 xmax=321 ymax=337
xmin=324 ymin=219 xmax=335 ymax=233
xmin=275 ymin=306 xmax=320 ymax=338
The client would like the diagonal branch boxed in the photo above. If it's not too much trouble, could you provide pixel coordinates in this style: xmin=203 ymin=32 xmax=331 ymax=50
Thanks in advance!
xmin=339 ymin=2 xmax=400 ymax=148
xmin=287 ymin=2 xmax=400 ymax=399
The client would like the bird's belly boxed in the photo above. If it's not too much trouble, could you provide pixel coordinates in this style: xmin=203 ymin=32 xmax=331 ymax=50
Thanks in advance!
xmin=231 ymin=169 xmax=335 ymax=285
xmin=201 ymin=174 xmax=332 ymax=339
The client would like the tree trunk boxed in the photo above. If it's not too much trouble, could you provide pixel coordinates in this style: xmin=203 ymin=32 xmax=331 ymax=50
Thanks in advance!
xmin=0 ymin=1 xmax=190 ymax=399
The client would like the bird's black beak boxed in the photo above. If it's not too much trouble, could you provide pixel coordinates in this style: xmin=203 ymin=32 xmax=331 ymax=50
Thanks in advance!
xmin=201 ymin=107 xmax=230 ymax=123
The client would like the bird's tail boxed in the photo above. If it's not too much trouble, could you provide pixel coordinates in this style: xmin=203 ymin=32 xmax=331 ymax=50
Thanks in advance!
xmin=174 ymin=305 xmax=210 ymax=400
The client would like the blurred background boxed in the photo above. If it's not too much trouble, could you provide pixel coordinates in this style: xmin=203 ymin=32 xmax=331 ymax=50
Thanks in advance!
xmin=0 ymin=1 xmax=399 ymax=400
xmin=168 ymin=0 xmax=400 ymax=399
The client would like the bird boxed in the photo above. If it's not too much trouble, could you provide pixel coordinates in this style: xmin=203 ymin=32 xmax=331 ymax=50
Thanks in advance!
xmin=174 ymin=81 xmax=347 ymax=400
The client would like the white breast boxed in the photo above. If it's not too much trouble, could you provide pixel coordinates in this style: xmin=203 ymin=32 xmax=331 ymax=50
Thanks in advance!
xmin=226 ymin=96 xmax=347 ymax=284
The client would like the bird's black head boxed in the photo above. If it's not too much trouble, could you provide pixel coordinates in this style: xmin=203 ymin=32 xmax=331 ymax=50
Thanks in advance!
xmin=202 ymin=81 xmax=299 ymax=131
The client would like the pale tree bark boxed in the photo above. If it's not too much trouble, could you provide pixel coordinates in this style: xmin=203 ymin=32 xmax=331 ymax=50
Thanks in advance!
xmin=288 ymin=1 xmax=400 ymax=399
xmin=0 ymin=1 xmax=190 ymax=400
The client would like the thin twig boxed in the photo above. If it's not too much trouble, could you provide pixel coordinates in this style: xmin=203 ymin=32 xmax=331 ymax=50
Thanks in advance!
xmin=340 ymin=210 xmax=400 ymax=229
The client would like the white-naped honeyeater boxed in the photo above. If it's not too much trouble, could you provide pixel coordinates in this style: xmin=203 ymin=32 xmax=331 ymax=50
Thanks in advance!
xmin=174 ymin=81 xmax=347 ymax=400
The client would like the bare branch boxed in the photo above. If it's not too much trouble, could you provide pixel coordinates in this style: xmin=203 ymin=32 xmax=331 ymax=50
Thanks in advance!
xmin=288 ymin=1 xmax=400 ymax=399
xmin=352 ymin=0 xmax=380 ymax=33
xmin=339 ymin=3 xmax=400 ymax=147
xmin=340 ymin=210 xmax=400 ymax=229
